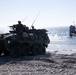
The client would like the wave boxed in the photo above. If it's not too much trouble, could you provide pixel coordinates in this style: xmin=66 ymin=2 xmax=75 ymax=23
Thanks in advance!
xmin=47 ymin=26 xmax=76 ymax=54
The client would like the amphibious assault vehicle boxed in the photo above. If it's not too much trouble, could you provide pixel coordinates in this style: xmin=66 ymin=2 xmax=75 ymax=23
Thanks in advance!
xmin=0 ymin=21 xmax=50 ymax=57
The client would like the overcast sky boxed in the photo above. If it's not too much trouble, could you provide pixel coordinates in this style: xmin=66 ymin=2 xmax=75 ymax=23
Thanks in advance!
xmin=0 ymin=0 xmax=76 ymax=32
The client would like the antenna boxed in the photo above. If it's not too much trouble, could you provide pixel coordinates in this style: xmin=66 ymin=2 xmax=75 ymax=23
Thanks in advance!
xmin=31 ymin=12 xmax=40 ymax=26
xmin=22 ymin=16 xmax=28 ymax=23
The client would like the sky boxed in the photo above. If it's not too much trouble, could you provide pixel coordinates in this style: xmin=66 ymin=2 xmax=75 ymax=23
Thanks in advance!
xmin=0 ymin=0 xmax=76 ymax=32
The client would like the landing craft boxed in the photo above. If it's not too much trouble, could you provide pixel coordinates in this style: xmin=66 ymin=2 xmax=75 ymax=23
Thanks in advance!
xmin=0 ymin=21 xmax=50 ymax=57
xmin=69 ymin=25 xmax=76 ymax=37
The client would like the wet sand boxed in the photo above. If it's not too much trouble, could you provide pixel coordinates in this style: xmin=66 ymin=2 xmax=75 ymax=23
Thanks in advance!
xmin=0 ymin=52 xmax=76 ymax=75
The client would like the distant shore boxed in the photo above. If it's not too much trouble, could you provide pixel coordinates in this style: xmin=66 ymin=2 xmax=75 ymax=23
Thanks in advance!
xmin=0 ymin=52 xmax=76 ymax=75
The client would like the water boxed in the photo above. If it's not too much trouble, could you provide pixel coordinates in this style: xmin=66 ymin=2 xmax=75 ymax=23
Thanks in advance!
xmin=47 ymin=26 xmax=76 ymax=55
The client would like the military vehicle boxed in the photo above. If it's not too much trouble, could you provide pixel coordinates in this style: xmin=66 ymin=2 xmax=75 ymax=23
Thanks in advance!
xmin=0 ymin=21 xmax=50 ymax=57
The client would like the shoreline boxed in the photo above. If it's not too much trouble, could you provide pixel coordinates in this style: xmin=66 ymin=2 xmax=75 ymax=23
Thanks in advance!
xmin=0 ymin=52 xmax=76 ymax=75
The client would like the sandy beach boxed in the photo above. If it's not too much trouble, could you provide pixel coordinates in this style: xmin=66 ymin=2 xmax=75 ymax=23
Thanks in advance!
xmin=0 ymin=52 xmax=76 ymax=75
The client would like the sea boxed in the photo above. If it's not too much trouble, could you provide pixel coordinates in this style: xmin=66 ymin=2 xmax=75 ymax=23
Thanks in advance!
xmin=47 ymin=26 xmax=76 ymax=55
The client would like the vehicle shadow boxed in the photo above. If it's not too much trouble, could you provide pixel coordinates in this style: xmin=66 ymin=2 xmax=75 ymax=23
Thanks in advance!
xmin=0 ymin=53 xmax=51 ymax=65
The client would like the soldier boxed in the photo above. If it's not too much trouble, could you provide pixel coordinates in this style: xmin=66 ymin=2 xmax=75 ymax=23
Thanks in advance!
xmin=16 ymin=21 xmax=24 ymax=32
xmin=15 ymin=21 xmax=25 ymax=39
xmin=31 ymin=26 xmax=35 ymax=29
xmin=23 ymin=25 xmax=29 ymax=31
xmin=16 ymin=21 xmax=30 ymax=39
